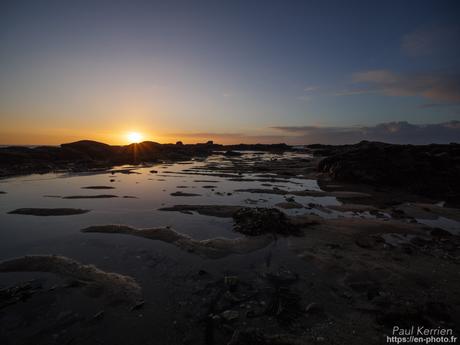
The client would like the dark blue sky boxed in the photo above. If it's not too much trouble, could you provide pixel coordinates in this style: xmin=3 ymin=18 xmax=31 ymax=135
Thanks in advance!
xmin=1 ymin=0 xmax=459 ymax=144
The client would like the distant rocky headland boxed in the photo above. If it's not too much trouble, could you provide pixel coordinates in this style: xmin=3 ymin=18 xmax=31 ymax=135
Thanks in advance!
xmin=0 ymin=140 xmax=291 ymax=177
xmin=1 ymin=139 xmax=459 ymax=204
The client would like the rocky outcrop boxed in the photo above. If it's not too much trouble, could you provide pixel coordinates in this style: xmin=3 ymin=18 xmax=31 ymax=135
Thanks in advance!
xmin=316 ymin=141 xmax=460 ymax=203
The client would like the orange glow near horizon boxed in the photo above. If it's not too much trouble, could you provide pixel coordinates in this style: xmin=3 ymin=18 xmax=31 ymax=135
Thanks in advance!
xmin=126 ymin=131 xmax=143 ymax=143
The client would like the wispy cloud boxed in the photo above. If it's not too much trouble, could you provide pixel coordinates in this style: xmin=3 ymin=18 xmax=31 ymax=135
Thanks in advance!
xmin=401 ymin=27 xmax=460 ymax=57
xmin=343 ymin=69 xmax=460 ymax=103
xmin=304 ymin=86 xmax=319 ymax=92
xmin=297 ymin=85 xmax=320 ymax=101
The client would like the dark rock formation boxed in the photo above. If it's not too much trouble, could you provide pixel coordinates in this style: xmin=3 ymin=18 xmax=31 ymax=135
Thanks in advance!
xmin=316 ymin=141 xmax=460 ymax=203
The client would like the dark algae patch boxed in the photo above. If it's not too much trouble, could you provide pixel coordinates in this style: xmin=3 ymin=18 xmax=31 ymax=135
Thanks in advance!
xmin=8 ymin=208 xmax=90 ymax=216
xmin=81 ymin=185 xmax=115 ymax=190
xmin=170 ymin=191 xmax=202 ymax=197
xmin=62 ymin=194 xmax=118 ymax=199
xmin=233 ymin=207 xmax=302 ymax=236
xmin=159 ymin=204 xmax=243 ymax=217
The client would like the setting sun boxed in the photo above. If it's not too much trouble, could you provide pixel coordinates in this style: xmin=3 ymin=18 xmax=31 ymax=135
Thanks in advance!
xmin=126 ymin=132 xmax=143 ymax=143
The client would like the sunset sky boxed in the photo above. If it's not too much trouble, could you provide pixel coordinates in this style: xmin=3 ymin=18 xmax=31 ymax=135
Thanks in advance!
xmin=1 ymin=0 xmax=459 ymax=145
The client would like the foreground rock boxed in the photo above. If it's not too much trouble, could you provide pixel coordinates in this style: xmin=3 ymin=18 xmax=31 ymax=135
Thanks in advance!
xmin=0 ymin=255 xmax=142 ymax=303
xmin=8 ymin=208 xmax=90 ymax=216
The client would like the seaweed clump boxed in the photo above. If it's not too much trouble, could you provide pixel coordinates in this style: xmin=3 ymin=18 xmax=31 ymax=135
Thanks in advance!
xmin=233 ymin=207 xmax=301 ymax=236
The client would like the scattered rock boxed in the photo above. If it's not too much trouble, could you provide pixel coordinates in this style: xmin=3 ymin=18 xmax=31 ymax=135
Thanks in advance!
xmin=355 ymin=236 xmax=378 ymax=249
xmin=227 ymin=329 xmax=309 ymax=345
xmin=92 ymin=310 xmax=104 ymax=321
xmin=221 ymin=310 xmax=239 ymax=321
xmin=130 ymin=300 xmax=145 ymax=311
xmin=224 ymin=151 xmax=243 ymax=157
xmin=0 ymin=280 xmax=43 ymax=309
xmin=305 ymin=302 xmax=323 ymax=314
xmin=224 ymin=276 xmax=239 ymax=291
xmin=431 ymin=228 xmax=452 ymax=238
xmin=276 ymin=201 xmax=303 ymax=209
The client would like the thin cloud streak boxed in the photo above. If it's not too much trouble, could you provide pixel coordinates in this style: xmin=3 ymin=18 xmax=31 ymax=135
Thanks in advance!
xmin=401 ymin=27 xmax=460 ymax=57
xmin=349 ymin=70 xmax=460 ymax=103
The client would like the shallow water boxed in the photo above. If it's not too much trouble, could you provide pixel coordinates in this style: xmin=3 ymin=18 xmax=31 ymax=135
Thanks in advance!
xmin=0 ymin=153 xmax=330 ymax=251
xmin=2 ymin=151 xmax=458 ymax=258
xmin=0 ymin=152 xmax=329 ymax=344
